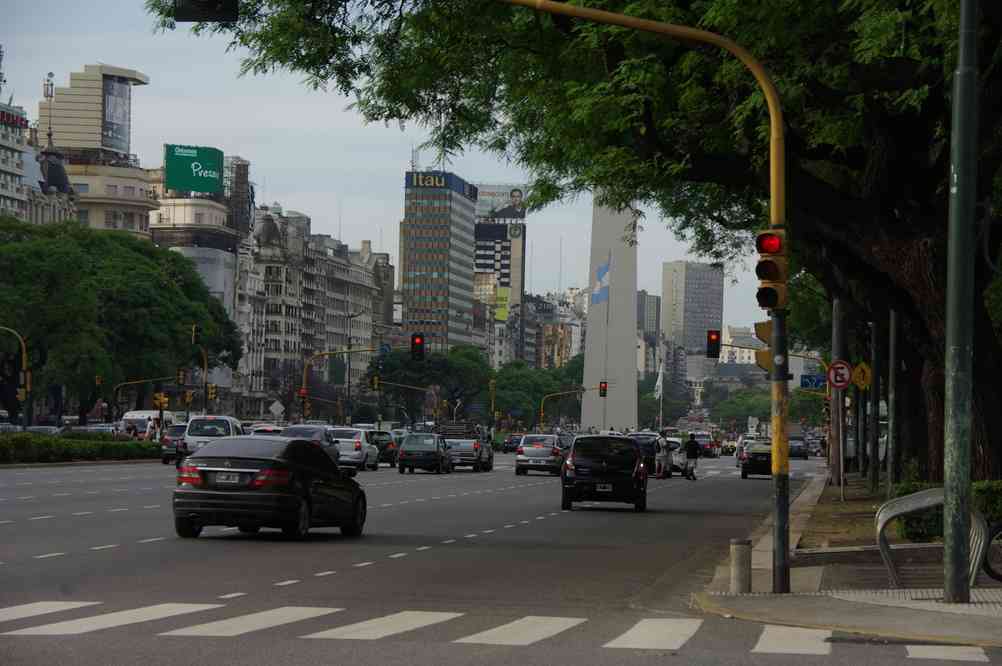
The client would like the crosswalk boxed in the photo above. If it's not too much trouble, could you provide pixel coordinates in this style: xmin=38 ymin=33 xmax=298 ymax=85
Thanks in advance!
xmin=0 ymin=600 xmax=995 ymax=661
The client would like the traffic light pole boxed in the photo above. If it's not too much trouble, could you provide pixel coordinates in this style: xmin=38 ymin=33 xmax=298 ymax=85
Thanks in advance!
xmin=771 ymin=310 xmax=791 ymax=594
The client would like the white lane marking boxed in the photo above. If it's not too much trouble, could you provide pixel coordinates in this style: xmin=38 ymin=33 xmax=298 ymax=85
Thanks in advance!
xmin=314 ymin=571 xmax=336 ymax=577
xmin=707 ymin=471 xmax=721 ymax=476
xmin=138 ymin=537 xmax=166 ymax=543
xmin=535 ymin=516 xmax=545 ymax=520
xmin=905 ymin=646 xmax=988 ymax=662
xmin=163 ymin=606 xmax=341 ymax=637
xmin=504 ymin=524 xmax=515 ymax=528
xmin=29 ymin=515 xmax=54 ymax=520
xmin=520 ymin=520 xmax=530 ymax=524
xmin=217 ymin=593 xmax=246 ymax=599
xmin=353 ymin=562 xmax=373 ymax=568
xmin=442 ymin=539 xmax=456 ymax=544
xmin=752 ymin=625 xmax=831 ymax=655
xmin=448 ymin=494 xmax=456 ymax=498
xmin=89 ymin=544 xmax=119 ymax=551
xmin=3 ymin=603 xmax=222 ymax=635
xmin=398 ymin=501 xmax=410 ymax=504
xmin=0 ymin=520 xmax=12 ymax=525
xmin=432 ymin=497 xmax=441 ymax=500
xmin=464 ymin=534 xmax=478 ymax=538
xmin=86 ymin=490 xmax=100 ymax=494
xmin=107 ymin=508 xmax=128 ymax=512
xmin=72 ymin=511 xmax=93 ymax=516
xmin=414 ymin=499 xmax=426 ymax=502
xmin=0 ymin=601 xmax=102 ymax=623
xmin=304 ymin=610 xmax=463 ymax=640
xmin=33 ymin=552 xmax=65 ymax=559
xmin=142 ymin=505 xmax=160 ymax=509
xmin=273 ymin=580 xmax=299 ymax=587
xmin=454 ymin=616 xmax=587 ymax=646
xmin=52 ymin=493 xmax=71 ymax=497
xmin=380 ymin=503 xmax=392 ymax=508
xmin=388 ymin=553 xmax=408 ymax=559
xmin=416 ymin=546 xmax=431 ymax=551
xmin=604 ymin=619 xmax=703 ymax=650
xmin=221 ymin=527 xmax=238 ymax=532
xmin=17 ymin=496 xmax=35 ymax=500
xmin=482 ymin=529 xmax=495 ymax=534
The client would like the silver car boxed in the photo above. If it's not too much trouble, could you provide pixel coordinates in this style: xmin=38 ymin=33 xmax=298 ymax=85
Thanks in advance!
xmin=515 ymin=434 xmax=563 ymax=476
xmin=330 ymin=428 xmax=380 ymax=471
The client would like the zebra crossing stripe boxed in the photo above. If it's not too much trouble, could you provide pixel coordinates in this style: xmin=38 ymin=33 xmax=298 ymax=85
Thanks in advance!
xmin=304 ymin=611 xmax=463 ymax=640
xmin=162 ymin=607 xmax=341 ymax=637
xmin=454 ymin=616 xmax=586 ymax=646
xmin=751 ymin=625 xmax=831 ymax=655
xmin=905 ymin=646 xmax=988 ymax=662
xmin=603 ymin=619 xmax=703 ymax=650
xmin=0 ymin=601 xmax=101 ymax=623
xmin=2 ymin=603 xmax=222 ymax=636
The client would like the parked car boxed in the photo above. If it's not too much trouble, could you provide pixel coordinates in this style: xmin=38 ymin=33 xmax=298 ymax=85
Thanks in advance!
xmin=182 ymin=416 xmax=244 ymax=454
xmin=328 ymin=428 xmax=380 ymax=471
xmin=502 ymin=433 xmax=525 ymax=454
xmin=446 ymin=438 xmax=494 ymax=472
xmin=789 ymin=438 xmax=809 ymax=460
xmin=627 ymin=432 xmax=660 ymax=475
xmin=561 ymin=435 xmax=648 ymax=512
xmin=397 ymin=433 xmax=452 ymax=474
xmin=515 ymin=434 xmax=564 ymax=476
xmin=741 ymin=442 xmax=773 ymax=478
xmin=173 ymin=435 xmax=365 ymax=539
xmin=161 ymin=423 xmax=188 ymax=464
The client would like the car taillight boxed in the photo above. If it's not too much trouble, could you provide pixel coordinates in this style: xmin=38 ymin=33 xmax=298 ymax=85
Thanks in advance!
xmin=516 ymin=446 xmax=524 ymax=455
xmin=473 ymin=441 xmax=480 ymax=450
xmin=563 ymin=456 xmax=574 ymax=476
xmin=354 ymin=440 xmax=362 ymax=451
xmin=251 ymin=468 xmax=291 ymax=488
xmin=177 ymin=465 xmax=202 ymax=487
xmin=388 ymin=442 xmax=396 ymax=449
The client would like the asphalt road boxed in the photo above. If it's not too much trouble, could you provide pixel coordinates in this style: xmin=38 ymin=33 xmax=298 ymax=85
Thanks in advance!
xmin=1 ymin=454 xmax=996 ymax=665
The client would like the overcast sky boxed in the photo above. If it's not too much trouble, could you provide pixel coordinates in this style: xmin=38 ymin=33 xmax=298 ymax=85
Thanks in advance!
xmin=4 ymin=1 xmax=762 ymax=328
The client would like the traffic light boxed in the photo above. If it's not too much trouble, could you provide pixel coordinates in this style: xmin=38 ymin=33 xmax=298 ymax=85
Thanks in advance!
xmin=153 ymin=392 xmax=169 ymax=410
xmin=371 ymin=375 xmax=380 ymax=391
xmin=706 ymin=329 xmax=721 ymax=359
xmin=176 ymin=369 xmax=187 ymax=385
xmin=183 ymin=390 xmax=194 ymax=405
xmin=755 ymin=229 xmax=788 ymax=310
xmin=207 ymin=384 xmax=218 ymax=401
xmin=754 ymin=320 xmax=773 ymax=374
xmin=191 ymin=323 xmax=201 ymax=345
xmin=411 ymin=333 xmax=425 ymax=361
xmin=16 ymin=387 xmax=26 ymax=402
xmin=599 ymin=381 xmax=608 ymax=398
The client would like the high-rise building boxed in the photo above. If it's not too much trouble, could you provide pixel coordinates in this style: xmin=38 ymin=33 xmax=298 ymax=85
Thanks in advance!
xmin=223 ymin=156 xmax=254 ymax=237
xmin=400 ymin=170 xmax=477 ymax=352
xmin=0 ymin=101 xmax=29 ymax=219
xmin=636 ymin=290 xmax=661 ymax=339
xmin=661 ymin=261 xmax=724 ymax=355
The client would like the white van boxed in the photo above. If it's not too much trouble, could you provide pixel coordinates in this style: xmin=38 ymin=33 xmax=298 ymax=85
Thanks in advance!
xmin=121 ymin=410 xmax=175 ymax=437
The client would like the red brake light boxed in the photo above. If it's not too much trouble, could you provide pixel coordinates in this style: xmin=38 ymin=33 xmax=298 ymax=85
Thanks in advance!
xmin=354 ymin=440 xmax=362 ymax=451
xmin=473 ymin=441 xmax=480 ymax=450
xmin=177 ymin=465 xmax=202 ymax=487
xmin=251 ymin=468 xmax=291 ymax=488
xmin=551 ymin=447 xmax=560 ymax=456
xmin=388 ymin=442 xmax=396 ymax=449
xmin=516 ymin=446 xmax=524 ymax=455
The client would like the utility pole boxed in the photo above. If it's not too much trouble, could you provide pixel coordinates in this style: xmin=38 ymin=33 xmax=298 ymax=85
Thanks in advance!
xmin=868 ymin=321 xmax=882 ymax=493
xmin=830 ymin=298 xmax=843 ymax=496
xmin=854 ymin=385 xmax=863 ymax=473
xmin=943 ymin=0 xmax=979 ymax=604
xmin=345 ymin=309 xmax=363 ymax=425
xmin=887 ymin=310 xmax=898 ymax=498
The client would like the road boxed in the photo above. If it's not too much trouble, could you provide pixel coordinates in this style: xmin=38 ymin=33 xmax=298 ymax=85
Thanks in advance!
xmin=0 ymin=454 xmax=995 ymax=665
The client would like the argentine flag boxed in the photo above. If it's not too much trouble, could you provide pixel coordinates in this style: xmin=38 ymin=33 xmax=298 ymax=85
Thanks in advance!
xmin=591 ymin=251 xmax=612 ymax=304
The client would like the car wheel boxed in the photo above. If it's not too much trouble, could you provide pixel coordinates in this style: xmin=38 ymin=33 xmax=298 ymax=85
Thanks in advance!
xmin=634 ymin=494 xmax=647 ymax=513
xmin=389 ymin=460 xmax=397 ymax=468
xmin=473 ymin=461 xmax=481 ymax=473
xmin=435 ymin=462 xmax=442 ymax=474
xmin=282 ymin=498 xmax=311 ymax=540
xmin=741 ymin=468 xmax=748 ymax=479
xmin=340 ymin=495 xmax=366 ymax=537
xmin=515 ymin=468 xmax=523 ymax=476
xmin=161 ymin=457 xmax=170 ymax=465
xmin=175 ymin=517 xmax=202 ymax=539
xmin=446 ymin=462 xmax=453 ymax=474
xmin=408 ymin=466 xmax=414 ymax=474
xmin=238 ymin=525 xmax=260 ymax=534
xmin=561 ymin=491 xmax=573 ymax=510
xmin=398 ymin=464 xmax=405 ymax=475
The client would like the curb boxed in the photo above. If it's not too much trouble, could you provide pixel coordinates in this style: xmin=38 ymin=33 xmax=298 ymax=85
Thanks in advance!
xmin=0 ymin=458 xmax=161 ymax=470
xmin=691 ymin=591 xmax=1002 ymax=648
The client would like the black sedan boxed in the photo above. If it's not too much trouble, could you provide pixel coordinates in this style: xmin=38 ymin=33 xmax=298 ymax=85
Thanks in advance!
xmin=173 ymin=436 xmax=366 ymax=539
xmin=561 ymin=435 xmax=647 ymax=512
xmin=397 ymin=433 xmax=452 ymax=474
xmin=740 ymin=442 xmax=773 ymax=479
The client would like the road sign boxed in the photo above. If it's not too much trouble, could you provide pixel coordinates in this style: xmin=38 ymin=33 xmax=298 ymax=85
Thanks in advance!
xmin=379 ymin=343 xmax=391 ymax=355
xmin=827 ymin=360 xmax=853 ymax=390
xmin=852 ymin=362 xmax=872 ymax=390
xmin=269 ymin=400 xmax=285 ymax=417
xmin=799 ymin=374 xmax=826 ymax=390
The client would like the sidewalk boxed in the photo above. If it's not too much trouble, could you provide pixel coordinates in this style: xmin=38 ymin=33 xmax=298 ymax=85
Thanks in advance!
xmin=693 ymin=467 xmax=1002 ymax=647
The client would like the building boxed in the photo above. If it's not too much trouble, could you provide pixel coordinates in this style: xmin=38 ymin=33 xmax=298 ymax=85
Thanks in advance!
xmin=721 ymin=325 xmax=766 ymax=364
xmin=661 ymin=261 xmax=724 ymax=355
xmin=636 ymin=290 xmax=660 ymax=339
xmin=21 ymin=128 xmax=77 ymax=225
xmin=39 ymin=64 xmax=157 ymax=237
xmin=399 ymin=171 xmax=478 ymax=352
xmin=223 ymin=156 xmax=254 ymax=237
xmin=0 ymin=101 xmax=28 ymax=219
xmin=474 ymin=221 xmax=526 ymax=317
xmin=351 ymin=239 xmax=395 ymax=353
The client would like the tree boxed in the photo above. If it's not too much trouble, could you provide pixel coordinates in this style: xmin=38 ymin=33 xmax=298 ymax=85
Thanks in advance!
xmin=148 ymin=1 xmax=1002 ymax=479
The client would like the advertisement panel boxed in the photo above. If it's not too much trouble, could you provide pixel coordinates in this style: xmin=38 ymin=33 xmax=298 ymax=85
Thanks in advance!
xmin=475 ymin=183 xmax=530 ymax=220
xmin=102 ymin=75 xmax=132 ymax=153
xmin=495 ymin=286 xmax=511 ymax=322
xmin=164 ymin=144 xmax=224 ymax=194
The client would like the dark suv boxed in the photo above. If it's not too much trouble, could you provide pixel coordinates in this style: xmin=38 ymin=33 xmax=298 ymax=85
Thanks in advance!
xmin=397 ymin=433 xmax=452 ymax=474
xmin=561 ymin=435 xmax=648 ymax=512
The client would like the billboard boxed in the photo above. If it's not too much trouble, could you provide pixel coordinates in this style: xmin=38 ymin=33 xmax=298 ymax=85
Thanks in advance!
xmin=495 ymin=286 xmax=511 ymax=322
xmin=164 ymin=144 xmax=224 ymax=194
xmin=102 ymin=75 xmax=132 ymax=153
xmin=475 ymin=183 xmax=529 ymax=220
xmin=405 ymin=171 xmax=478 ymax=201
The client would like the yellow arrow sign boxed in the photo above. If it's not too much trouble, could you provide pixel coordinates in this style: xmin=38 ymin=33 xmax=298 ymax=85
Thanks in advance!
xmin=852 ymin=362 xmax=872 ymax=390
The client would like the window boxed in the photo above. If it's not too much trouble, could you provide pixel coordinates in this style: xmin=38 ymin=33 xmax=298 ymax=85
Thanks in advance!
xmin=72 ymin=182 xmax=89 ymax=194
xmin=105 ymin=184 xmax=118 ymax=196
xmin=122 ymin=185 xmax=136 ymax=197
xmin=194 ymin=212 xmax=204 ymax=224
xmin=77 ymin=209 xmax=89 ymax=224
xmin=122 ymin=212 xmax=135 ymax=230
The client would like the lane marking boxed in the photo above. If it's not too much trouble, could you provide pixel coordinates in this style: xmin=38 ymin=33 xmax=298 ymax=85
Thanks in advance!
xmin=53 ymin=493 xmax=71 ymax=497
xmin=481 ymin=529 xmax=495 ymax=534
xmin=464 ymin=534 xmax=478 ymax=538
xmin=72 ymin=511 xmax=93 ymax=516
xmin=33 ymin=552 xmax=65 ymax=559
xmin=138 ymin=537 xmax=166 ymax=543
xmin=274 ymin=580 xmax=299 ymax=587
xmin=3 ymin=603 xmax=222 ymax=636
xmin=29 ymin=515 xmax=54 ymax=520
xmin=218 ymin=593 xmax=246 ymax=599
xmin=304 ymin=610 xmax=463 ymax=640
xmin=107 ymin=508 xmax=128 ymax=512
xmin=353 ymin=562 xmax=373 ymax=568
xmin=0 ymin=520 xmax=11 ymax=525
xmin=905 ymin=645 xmax=988 ymax=662
xmin=314 ymin=571 xmax=336 ymax=577
xmin=17 ymin=496 xmax=35 ymax=500
xmin=454 ymin=615 xmax=586 ymax=646
xmin=604 ymin=618 xmax=703 ymax=650
xmin=752 ymin=625 xmax=831 ymax=655
xmin=504 ymin=524 xmax=515 ymax=528
xmin=163 ymin=606 xmax=340 ymax=637
xmin=388 ymin=553 xmax=407 ymax=559
xmin=142 ymin=505 xmax=160 ymax=509
xmin=442 ymin=539 xmax=456 ymax=544
xmin=0 ymin=601 xmax=102 ymax=623
xmin=416 ymin=546 xmax=431 ymax=551
xmin=89 ymin=544 xmax=119 ymax=551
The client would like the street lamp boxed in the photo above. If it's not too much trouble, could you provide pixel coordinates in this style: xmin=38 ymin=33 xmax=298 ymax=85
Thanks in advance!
xmin=452 ymin=399 xmax=463 ymax=421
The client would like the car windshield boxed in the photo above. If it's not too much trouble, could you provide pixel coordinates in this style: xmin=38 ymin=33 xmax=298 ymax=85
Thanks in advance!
xmin=573 ymin=437 xmax=637 ymax=459
xmin=166 ymin=425 xmax=186 ymax=437
xmin=190 ymin=437 xmax=287 ymax=459
xmin=446 ymin=439 xmax=476 ymax=449
xmin=331 ymin=429 xmax=361 ymax=440
xmin=187 ymin=419 xmax=232 ymax=437
xmin=522 ymin=435 xmax=554 ymax=446
xmin=280 ymin=426 xmax=324 ymax=439
xmin=403 ymin=435 xmax=437 ymax=450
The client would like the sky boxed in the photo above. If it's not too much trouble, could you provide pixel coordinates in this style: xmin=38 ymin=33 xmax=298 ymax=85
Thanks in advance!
xmin=3 ymin=1 xmax=762 ymax=328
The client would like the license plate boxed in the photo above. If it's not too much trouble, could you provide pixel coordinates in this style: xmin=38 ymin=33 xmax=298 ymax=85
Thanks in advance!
xmin=533 ymin=460 xmax=544 ymax=464
xmin=596 ymin=483 xmax=613 ymax=492
xmin=215 ymin=472 xmax=240 ymax=484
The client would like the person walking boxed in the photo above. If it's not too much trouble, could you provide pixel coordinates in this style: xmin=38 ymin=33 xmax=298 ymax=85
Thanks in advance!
xmin=655 ymin=429 xmax=669 ymax=479
xmin=683 ymin=433 xmax=701 ymax=480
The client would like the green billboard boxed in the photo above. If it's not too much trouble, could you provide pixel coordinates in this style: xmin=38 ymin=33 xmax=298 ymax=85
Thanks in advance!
xmin=164 ymin=144 xmax=224 ymax=193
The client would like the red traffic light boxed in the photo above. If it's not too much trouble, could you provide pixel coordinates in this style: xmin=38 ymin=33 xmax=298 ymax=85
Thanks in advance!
xmin=756 ymin=232 xmax=783 ymax=254
xmin=414 ymin=336 xmax=422 ymax=345
xmin=297 ymin=387 xmax=308 ymax=398
xmin=598 ymin=381 xmax=608 ymax=397
xmin=706 ymin=329 xmax=722 ymax=359
xmin=708 ymin=331 xmax=720 ymax=342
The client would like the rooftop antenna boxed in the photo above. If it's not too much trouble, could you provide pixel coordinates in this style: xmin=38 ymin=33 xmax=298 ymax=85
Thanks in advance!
xmin=0 ymin=45 xmax=7 ymax=99
xmin=338 ymin=199 xmax=343 ymax=241
xmin=379 ymin=225 xmax=384 ymax=252
xmin=410 ymin=145 xmax=420 ymax=171
xmin=43 ymin=72 xmax=55 ymax=148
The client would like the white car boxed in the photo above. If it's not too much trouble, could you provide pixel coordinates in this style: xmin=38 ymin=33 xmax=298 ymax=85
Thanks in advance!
xmin=666 ymin=437 xmax=685 ymax=473
xmin=182 ymin=416 xmax=244 ymax=454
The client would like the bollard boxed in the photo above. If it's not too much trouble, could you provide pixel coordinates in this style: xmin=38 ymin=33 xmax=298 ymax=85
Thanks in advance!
xmin=730 ymin=538 xmax=752 ymax=594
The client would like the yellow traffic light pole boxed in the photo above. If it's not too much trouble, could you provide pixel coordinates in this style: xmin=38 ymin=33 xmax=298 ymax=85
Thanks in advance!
xmin=501 ymin=0 xmax=789 ymax=592
xmin=539 ymin=388 xmax=586 ymax=429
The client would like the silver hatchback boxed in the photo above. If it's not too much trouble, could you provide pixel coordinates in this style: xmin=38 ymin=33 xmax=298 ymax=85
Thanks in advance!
xmin=515 ymin=434 xmax=563 ymax=476
xmin=330 ymin=428 xmax=380 ymax=471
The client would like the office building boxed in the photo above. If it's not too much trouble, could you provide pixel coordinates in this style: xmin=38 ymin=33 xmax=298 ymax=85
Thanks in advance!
xmin=661 ymin=261 xmax=724 ymax=355
xmin=399 ymin=171 xmax=477 ymax=352
xmin=636 ymin=290 xmax=660 ymax=339
xmin=0 ymin=100 xmax=28 ymax=218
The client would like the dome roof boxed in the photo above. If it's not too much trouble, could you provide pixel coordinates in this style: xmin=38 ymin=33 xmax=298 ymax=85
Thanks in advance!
xmin=254 ymin=214 xmax=283 ymax=246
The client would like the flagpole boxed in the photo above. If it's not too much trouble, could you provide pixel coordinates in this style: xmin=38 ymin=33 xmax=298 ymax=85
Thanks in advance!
xmin=602 ymin=250 xmax=611 ymax=431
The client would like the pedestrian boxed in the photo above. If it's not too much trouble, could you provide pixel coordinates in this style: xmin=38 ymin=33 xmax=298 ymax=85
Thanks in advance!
xmin=655 ymin=429 xmax=669 ymax=479
xmin=145 ymin=416 xmax=155 ymax=441
xmin=683 ymin=433 xmax=701 ymax=480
